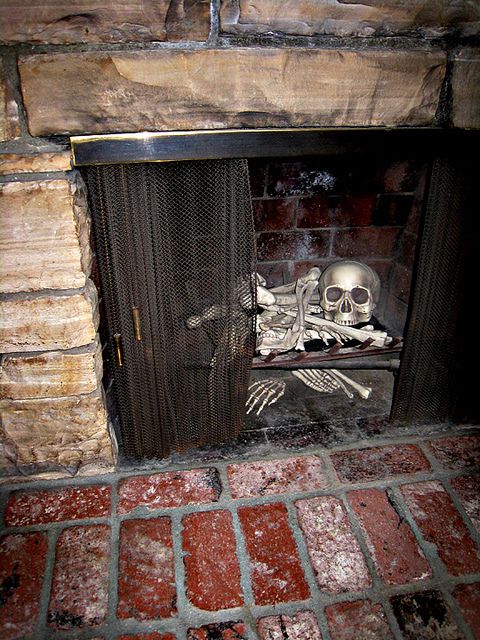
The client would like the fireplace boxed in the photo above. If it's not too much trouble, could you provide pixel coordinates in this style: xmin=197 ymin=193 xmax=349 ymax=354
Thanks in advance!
xmin=68 ymin=128 xmax=478 ymax=460
xmin=1 ymin=2 xmax=479 ymax=477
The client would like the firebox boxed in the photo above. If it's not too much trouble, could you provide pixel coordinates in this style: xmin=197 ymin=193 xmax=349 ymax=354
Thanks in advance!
xmin=71 ymin=128 xmax=478 ymax=460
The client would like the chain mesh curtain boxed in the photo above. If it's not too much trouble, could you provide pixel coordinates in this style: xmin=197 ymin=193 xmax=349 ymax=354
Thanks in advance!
xmin=83 ymin=160 xmax=256 ymax=459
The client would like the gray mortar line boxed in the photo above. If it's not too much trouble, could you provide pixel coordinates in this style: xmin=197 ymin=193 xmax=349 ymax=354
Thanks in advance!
xmin=0 ymin=170 xmax=73 ymax=183
xmin=440 ymin=476 xmax=480 ymax=551
xmin=208 ymin=0 xmax=221 ymax=45
xmin=104 ymin=478 xmax=119 ymax=640
xmin=441 ymin=587 xmax=476 ymax=640
xmin=33 ymin=527 xmax=60 ymax=640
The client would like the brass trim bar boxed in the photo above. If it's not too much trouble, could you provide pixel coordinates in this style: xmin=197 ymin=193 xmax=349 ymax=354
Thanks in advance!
xmin=70 ymin=127 xmax=478 ymax=167
xmin=132 ymin=307 xmax=142 ymax=341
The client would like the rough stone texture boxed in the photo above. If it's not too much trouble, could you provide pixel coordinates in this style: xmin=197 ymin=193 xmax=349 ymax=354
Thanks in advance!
xmin=453 ymin=583 xmax=480 ymax=639
xmin=48 ymin=525 xmax=110 ymax=629
xmin=452 ymin=48 xmax=480 ymax=129
xmin=348 ymin=488 xmax=431 ymax=585
xmin=0 ymin=179 xmax=92 ymax=294
xmin=4 ymin=484 xmax=111 ymax=526
xmin=295 ymin=496 xmax=371 ymax=593
xmin=0 ymin=152 xmax=72 ymax=175
xmin=0 ymin=57 xmax=21 ymax=142
xmin=427 ymin=434 xmax=480 ymax=470
xmin=451 ymin=474 xmax=480 ymax=533
xmin=0 ymin=442 xmax=16 ymax=477
xmin=401 ymin=480 xmax=480 ymax=575
xmin=0 ymin=281 xmax=98 ymax=353
xmin=18 ymin=49 xmax=446 ymax=136
xmin=117 ymin=468 xmax=221 ymax=514
xmin=0 ymin=532 xmax=48 ymax=640
xmin=390 ymin=591 xmax=464 ymax=640
xmin=0 ymin=341 xmax=102 ymax=400
xmin=182 ymin=510 xmax=243 ymax=610
xmin=325 ymin=599 xmax=394 ymax=640
xmin=0 ymin=1 xmax=210 ymax=44
xmin=257 ymin=611 xmax=322 ymax=640
xmin=188 ymin=622 xmax=247 ymax=639
xmin=227 ymin=454 xmax=329 ymax=498
xmin=117 ymin=518 xmax=176 ymax=620
xmin=0 ymin=392 xmax=113 ymax=471
xmin=330 ymin=444 xmax=430 ymax=483
xmin=220 ymin=0 xmax=480 ymax=38
xmin=238 ymin=502 xmax=309 ymax=605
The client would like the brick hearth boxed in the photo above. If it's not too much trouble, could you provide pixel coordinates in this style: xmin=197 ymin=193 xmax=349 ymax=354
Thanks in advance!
xmin=1 ymin=427 xmax=479 ymax=639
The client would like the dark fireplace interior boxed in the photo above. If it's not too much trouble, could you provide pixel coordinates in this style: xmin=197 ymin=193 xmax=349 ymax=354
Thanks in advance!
xmin=75 ymin=129 xmax=477 ymax=461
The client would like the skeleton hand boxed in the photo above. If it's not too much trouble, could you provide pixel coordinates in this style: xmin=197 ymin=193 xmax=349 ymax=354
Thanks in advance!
xmin=246 ymin=379 xmax=286 ymax=416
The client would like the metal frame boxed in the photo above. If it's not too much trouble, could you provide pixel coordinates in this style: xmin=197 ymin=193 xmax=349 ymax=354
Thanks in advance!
xmin=73 ymin=126 xmax=479 ymax=426
xmin=71 ymin=127 xmax=478 ymax=166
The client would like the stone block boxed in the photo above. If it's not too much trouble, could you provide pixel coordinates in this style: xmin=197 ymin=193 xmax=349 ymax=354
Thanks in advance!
xmin=0 ymin=281 xmax=98 ymax=353
xmin=325 ymin=600 xmax=394 ymax=640
xmin=0 ymin=178 xmax=92 ymax=293
xmin=348 ymin=488 xmax=431 ymax=585
xmin=5 ymin=484 xmax=111 ymax=526
xmin=0 ymin=1 xmax=210 ymax=44
xmin=390 ymin=591 xmax=463 ymax=639
xmin=118 ymin=518 xmax=176 ymax=620
xmin=330 ymin=443 xmax=430 ymax=482
xmin=0 ymin=533 xmax=48 ymax=640
xmin=427 ymin=434 xmax=480 ymax=469
xmin=257 ymin=611 xmax=322 ymax=640
xmin=0 ymin=57 xmax=21 ymax=141
xmin=401 ymin=480 xmax=480 ymax=575
xmin=0 ymin=392 xmax=113 ymax=471
xmin=220 ymin=0 xmax=480 ymax=38
xmin=238 ymin=502 xmax=309 ymax=605
xmin=227 ymin=454 xmax=329 ymax=498
xmin=18 ymin=48 xmax=446 ymax=136
xmin=48 ymin=525 xmax=110 ymax=629
xmin=0 ymin=151 xmax=72 ymax=175
xmin=0 ymin=341 xmax=102 ymax=399
xmin=117 ymin=467 xmax=221 ymax=514
xmin=296 ymin=495 xmax=371 ymax=593
xmin=452 ymin=48 xmax=480 ymax=129
xmin=182 ymin=510 xmax=243 ymax=610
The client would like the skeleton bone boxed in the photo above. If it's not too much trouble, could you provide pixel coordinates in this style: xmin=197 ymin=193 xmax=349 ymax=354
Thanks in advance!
xmin=292 ymin=268 xmax=321 ymax=349
xmin=329 ymin=369 xmax=372 ymax=399
xmin=292 ymin=369 xmax=345 ymax=395
xmin=282 ymin=311 xmax=391 ymax=347
xmin=246 ymin=379 xmax=286 ymax=416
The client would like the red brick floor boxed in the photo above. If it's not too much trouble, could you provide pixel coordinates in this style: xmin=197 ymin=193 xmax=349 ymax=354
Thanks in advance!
xmin=1 ymin=428 xmax=480 ymax=639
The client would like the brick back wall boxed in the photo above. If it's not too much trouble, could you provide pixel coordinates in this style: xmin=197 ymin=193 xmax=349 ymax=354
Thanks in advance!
xmin=250 ymin=156 xmax=424 ymax=332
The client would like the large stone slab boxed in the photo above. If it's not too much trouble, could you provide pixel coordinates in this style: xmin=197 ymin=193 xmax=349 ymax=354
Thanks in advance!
xmin=0 ymin=281 xmax=99 ymax=353
xmin=221 ymin=0 xmax=480 ymax=38
xmin=0 ymin=152 xmax=72 ymax=175
xmin=0 ymin=341 xmax=102 ymax=400
xmin=19 ymin=48 xmax=446 ymax=136
xmin=0 ymin=392 xmax=113 ymax=471
xmin=0 ymin=179 xmax=92 ymax=293
xmin=452 ymin=48 xmax=480 ymax=129
xmin=0 ymin=57 xmax=21 ymax=141
xmin=0 ymin=0 xmax=210 ymax=44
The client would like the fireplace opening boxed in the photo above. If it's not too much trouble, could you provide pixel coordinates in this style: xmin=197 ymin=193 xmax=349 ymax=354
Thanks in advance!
xmin=72 ymin=128 xmax=477 ymax=460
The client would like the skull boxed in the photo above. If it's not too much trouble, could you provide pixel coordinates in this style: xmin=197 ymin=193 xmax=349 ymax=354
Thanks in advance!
xmin=319 ymin=261 xmax=380 ymax=326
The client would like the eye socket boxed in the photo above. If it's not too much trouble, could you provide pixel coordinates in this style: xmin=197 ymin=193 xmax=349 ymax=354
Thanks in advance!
xmin=351 ymin=287 xmax=369 ymax=304
xmin=326 ymin=286 xmax=343 ymax=302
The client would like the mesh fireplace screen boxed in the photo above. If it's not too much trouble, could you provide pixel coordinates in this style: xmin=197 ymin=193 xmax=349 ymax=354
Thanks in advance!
xmin=82 ymin=160 xmax=257 ymax=459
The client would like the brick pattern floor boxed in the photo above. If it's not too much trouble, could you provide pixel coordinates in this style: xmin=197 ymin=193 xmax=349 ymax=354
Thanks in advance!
xmin=1 ymin=429 xmax=479 ymax=639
